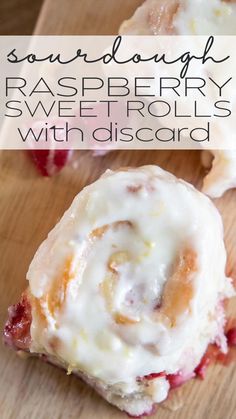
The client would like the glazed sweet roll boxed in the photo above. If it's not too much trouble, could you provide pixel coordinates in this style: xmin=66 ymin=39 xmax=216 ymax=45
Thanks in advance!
xmin=120 ymin=0 xmax=236 ymax=198
xmin=4 ymin=166 xmax=234 ymax=416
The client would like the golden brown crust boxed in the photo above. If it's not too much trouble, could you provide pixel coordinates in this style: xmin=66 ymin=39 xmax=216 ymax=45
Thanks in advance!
xmin=156 ymin=247 xmax=197 ymax=327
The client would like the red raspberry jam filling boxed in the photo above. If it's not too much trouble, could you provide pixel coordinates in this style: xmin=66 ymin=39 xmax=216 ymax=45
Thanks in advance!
xmin=226 ymin=328 xmax=236 ymax=346
xmin=3 ymin=294 xmax=32 ymax=350
xmin=142 ymin=372 xmax=166 ymax=380
xmin=29 ymin=149 xmax=72 ymax=177
xmin=167 ymin=371 xmax=195 ymax=388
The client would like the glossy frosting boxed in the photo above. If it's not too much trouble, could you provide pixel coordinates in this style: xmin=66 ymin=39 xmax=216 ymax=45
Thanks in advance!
xmin=27 ymin=166 xmax=233 ymax=405
xmin=119 ymin=0 xmax=236 ymax=198
xmin=119 ymin=0 xmax=236 ymax=35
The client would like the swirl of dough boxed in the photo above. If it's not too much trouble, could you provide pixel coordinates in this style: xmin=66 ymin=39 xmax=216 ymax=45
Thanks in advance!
xmin=119 ymin=0 xmax=236 ymax=198
xmin=26 ymin=166 xmax=233 ymax=415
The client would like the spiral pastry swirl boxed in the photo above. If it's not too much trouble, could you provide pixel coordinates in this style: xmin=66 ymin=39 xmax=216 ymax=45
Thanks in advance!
xmin=5 ymin=166 xmax=234 ymax=416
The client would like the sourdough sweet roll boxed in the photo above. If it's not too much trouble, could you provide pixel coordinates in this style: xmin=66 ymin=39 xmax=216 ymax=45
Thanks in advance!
xmin=120 ymin=0 xmax=236 ymax=198
xmin=4 ymin=166 xmax=234 ymax=416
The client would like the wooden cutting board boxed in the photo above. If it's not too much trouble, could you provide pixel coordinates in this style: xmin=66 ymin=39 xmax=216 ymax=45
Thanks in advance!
xmin=0 ymin=1 xmax=236 ymax=418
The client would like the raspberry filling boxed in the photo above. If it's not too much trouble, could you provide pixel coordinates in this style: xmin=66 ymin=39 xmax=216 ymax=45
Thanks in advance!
xmin=167 ymin=371 xmax=195 ymax=388
xmin=194 ymin=345 xmax=218 ymax=380
xmin=29 ymin=149 xmax=72 ymax=177
xmin=226 ymin=328 xmax=236 ymax=346
xmin=142 ymin=372 xmax=166 ymax=380
xmin=3 ymin=291 xmax=236 ymax=419
xmin=3 ymin=294 xmax=32 ymax=350
xmin=139 ymin=370 xmax=194 ymax=388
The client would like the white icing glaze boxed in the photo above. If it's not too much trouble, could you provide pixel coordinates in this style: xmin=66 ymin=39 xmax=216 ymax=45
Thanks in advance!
xmin=175 ymin=0 xmax=236 ymax=35
xmin=27 ymin=166 xmax=234 ymax=402
xmin=119 ymin=0 xmax=236 ymax=35
xmin=146 ymin=377 xmax=170 ymax=402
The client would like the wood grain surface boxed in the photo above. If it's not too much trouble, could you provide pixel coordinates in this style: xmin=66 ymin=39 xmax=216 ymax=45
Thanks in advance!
xmin=0 ymin=0 xmax=42 ymax=35
xmin=0 ymin=1 xmax=236 ymax=419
